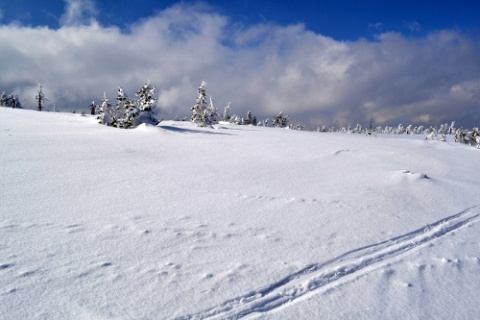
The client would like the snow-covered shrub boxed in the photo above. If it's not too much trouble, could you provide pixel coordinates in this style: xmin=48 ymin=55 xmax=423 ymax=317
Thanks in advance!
xmin=352 ymin=124 xmax=362 ymax=134
xmin=425 ymin=132 xmax=436 ymax=140
xmin=455 ymin=128 xmax=479 ymax=148
xmin=454 ymin=129 xmax=465 ymax=144
xmin=97 ymin=82 xmax=159 ymax=129
xmin=229 ymin=114 xmax=241 ymax=124
xmin=290 ymin=123 xmax=305 ymax=130
xmin=0 ymin=92 xmax=22 ymax=108
xmin=272 ymin=112 xmax=289 ymax=128
xmin=317 ymin=125 xmax=327 ymax=132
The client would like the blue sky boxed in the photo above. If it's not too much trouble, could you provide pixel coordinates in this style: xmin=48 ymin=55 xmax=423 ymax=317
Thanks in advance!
xmin=3 ymin=0 xmax=479 ymax=40
xmin=1 ymin=0 xmax=480 ymax=128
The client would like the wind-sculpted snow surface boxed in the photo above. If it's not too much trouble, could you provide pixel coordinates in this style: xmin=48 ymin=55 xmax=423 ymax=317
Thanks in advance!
xmin=178 ymin=206 xmax=480 ymax=319
xmin=1 ymin=109 xmax=480 ymax=319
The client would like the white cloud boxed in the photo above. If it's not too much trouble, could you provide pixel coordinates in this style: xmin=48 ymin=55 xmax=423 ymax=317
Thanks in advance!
xmin=60 ymin=0 xmax=97 ymax=26
xmin=404 ymin=21 xmax=422 ymax=32
xmin=1 ymin=3 xmax=479 ymax=128
xmin=451 ymin=80 xmax=480 ymax=102
xmin=368 ymin=22 xmax=384 ymax=31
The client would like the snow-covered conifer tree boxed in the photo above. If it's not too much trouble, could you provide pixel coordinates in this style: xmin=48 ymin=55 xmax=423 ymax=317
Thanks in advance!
xmin=0 ymin=92 xmax=7 ymax=107
xmin=448 ymin=121 xmax=456 ymax=134
xmin=223 ymin=102 xmax=231 ymax=121
xmin=208 ymin=96 xmax=218 ymax=125
xmin=368 ymin=118 xmax=375 ymax=132
xmin=245 ymin=111 xmax=253 ymax=125
xmin=243 ymin=111 xmax=257 ymax=126
xmin=120 ymin=98 xmax=140 ymax=129
xmin=191 ymin=81 xmax=215 ymax=127
xmin=114 ymin=86 xmax=128 ymax=126
xmin=11 ymin=95 xmax=21 ymax=108
xmin=90 ymin=101 xmax=96 ymax=115
xmin=35 ymin=83 xmax=49 ymax=111
xmin=135 ymin=80 xmax=159 ymax=125
xmin=97 ymin=92 xmax=114 ymax=126
xmin=13 ymin=95 xmax=20 ymax=108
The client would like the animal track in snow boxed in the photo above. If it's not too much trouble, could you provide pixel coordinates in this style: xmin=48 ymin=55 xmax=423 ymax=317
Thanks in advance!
xmin=177 ymin=205 xmax=480 ymax=320
xmin=220 ymin=192 xmax=322 ymax=205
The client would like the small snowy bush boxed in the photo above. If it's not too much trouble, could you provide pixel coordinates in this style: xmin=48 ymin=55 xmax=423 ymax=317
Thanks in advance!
xmin=455 ymin=128 xmax=480 ymax=148
xmin=0 ymin=92 xmax=22 ymax=109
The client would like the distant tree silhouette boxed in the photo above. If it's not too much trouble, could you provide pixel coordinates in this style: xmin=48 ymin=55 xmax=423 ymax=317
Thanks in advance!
xmin=35 ymin=83 xmax=49 ymax=111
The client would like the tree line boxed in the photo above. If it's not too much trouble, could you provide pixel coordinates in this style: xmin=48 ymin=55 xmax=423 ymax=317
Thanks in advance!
xmin=1 ymin=80 xmax=478 ymax=148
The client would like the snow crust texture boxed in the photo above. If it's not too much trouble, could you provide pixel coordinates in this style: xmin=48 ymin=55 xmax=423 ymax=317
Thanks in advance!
xmin=1 ymin=108 xmax=479 ymax=320
xmin=180 ymin=206 xmax=480 ymax=319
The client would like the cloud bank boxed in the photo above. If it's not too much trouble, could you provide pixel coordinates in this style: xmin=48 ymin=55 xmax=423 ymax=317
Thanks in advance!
xmin=1 ymin=2 xmax=479 ymax=128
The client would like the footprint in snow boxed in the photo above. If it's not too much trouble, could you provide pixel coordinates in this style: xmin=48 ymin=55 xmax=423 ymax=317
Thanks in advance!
xmin=5 ymin=288 xmax=18 ymax=294
xmin=18 ymin=270 xmax=37 ymax=278
xmin=64 ymin=224 xmax=85 ymax=234
xmin=0 ymin=263 xmax=14 ymax=270
xmin=333 ymin=149 xmax=350 ymax=155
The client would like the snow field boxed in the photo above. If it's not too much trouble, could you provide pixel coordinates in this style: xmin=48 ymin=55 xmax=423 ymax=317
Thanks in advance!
xmin=1 ymin=108 xmax=479 ymax=319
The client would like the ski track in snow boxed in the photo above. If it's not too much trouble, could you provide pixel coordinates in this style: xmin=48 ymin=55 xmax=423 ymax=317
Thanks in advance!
xmin=177 ymin=205 xmax=480 ymax=320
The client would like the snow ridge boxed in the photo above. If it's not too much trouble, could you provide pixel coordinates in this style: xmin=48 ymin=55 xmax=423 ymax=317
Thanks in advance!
xmin=178 ymin=206 xmax=480 ymax=320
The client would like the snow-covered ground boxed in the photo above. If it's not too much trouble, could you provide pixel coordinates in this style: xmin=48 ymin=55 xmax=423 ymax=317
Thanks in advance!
xmin=1 ymin=108 xmax=479 ymax=319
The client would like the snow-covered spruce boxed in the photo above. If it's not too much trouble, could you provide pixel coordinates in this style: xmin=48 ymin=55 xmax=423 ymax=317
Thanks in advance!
xmin=90 ymin=101 xmax=97 ymax=115
xmin=97 ymin=92 xmax=114 ymax=126
xmin=135 ymin=80 xmax=158 ymax=125
xmin=244 ymin=110 xmax=257 ymax=126
xmin=190 ymin=81 xmax=218 ymax=127
xmin=454 ymin=127 xmax=480 ymax=148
